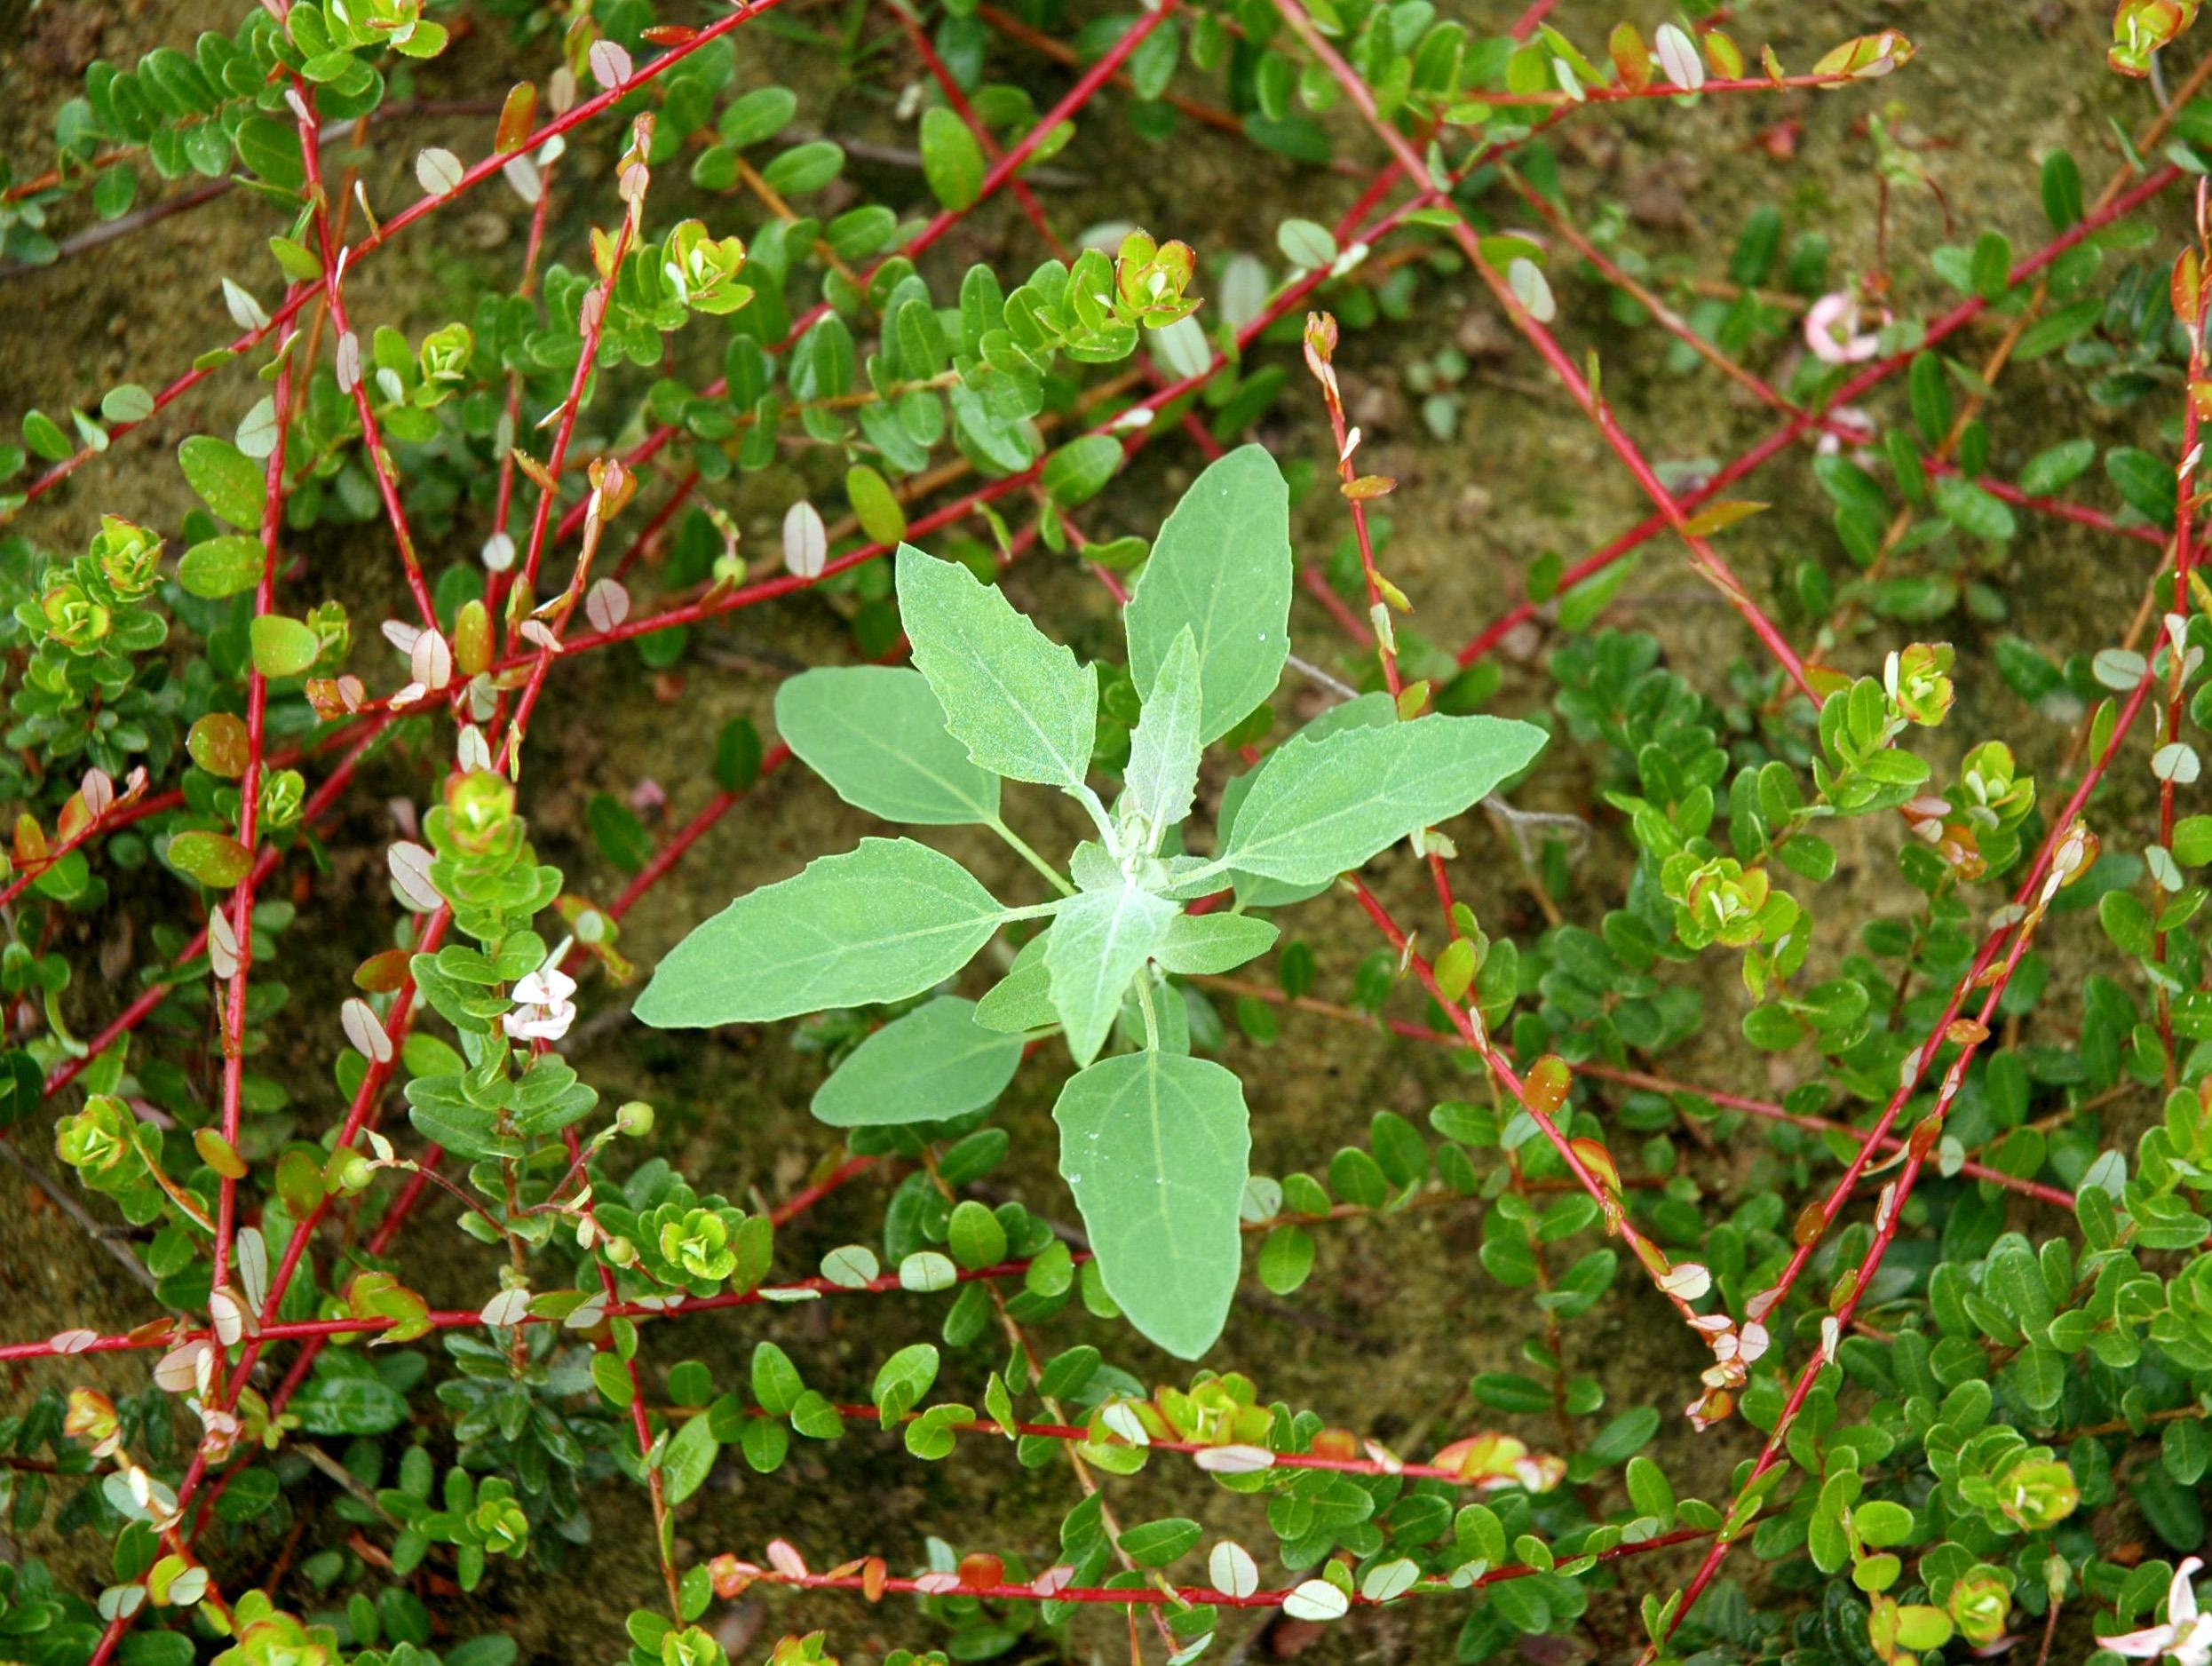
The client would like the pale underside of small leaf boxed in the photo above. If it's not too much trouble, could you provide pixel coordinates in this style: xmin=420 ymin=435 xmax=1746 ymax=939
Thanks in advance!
xmin=1125 ymin=444 xmax=1292 ymax=743
xmin=1220 ymin=713 xmax=1548 ymax=887
xmin=636 ymin=837 xmax=1006 ymax=1027
xmin=1045 ymin=884 xmax=1177 ymax=1067
xmin=896 ymin=543 xmax=1098 ymax=789
xmin=775 ymin=665 xmax=1001 ymax=826
xmin=1122 ymin=625 xmax=1203 ymax=839
xmin=810 ymin=996 xmax=1025 ymax=1126
xmin=1053 ymin=1051 xmax=1249 ymax=1360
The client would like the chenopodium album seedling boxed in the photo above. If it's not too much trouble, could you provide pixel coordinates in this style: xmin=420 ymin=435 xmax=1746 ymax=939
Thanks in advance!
xmin=637 ymin=444 xmax=1544 ymax=1358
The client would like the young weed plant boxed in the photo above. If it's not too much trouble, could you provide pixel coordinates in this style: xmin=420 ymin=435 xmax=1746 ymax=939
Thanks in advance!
xmin=635 ymin=446 xmax=1542 ymax=1358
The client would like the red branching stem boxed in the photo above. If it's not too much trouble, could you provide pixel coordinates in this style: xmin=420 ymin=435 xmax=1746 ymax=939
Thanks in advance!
xmin=1 ymin=1250 xmax=1059 ymax=1364
xmin=608 ymin=469 xmax=700 ymax=583
xmin=1639 ymin=672 xmax=2164 ymax=1659
xmin=1572 ymin=1061 xmax=2073 ymax=1211
xmin=892 ymin=5 xmax=1171 ymax=271
xmin=0 ymin=778 xmax=155 ymax=910
xmin=512 ymin=171 xmax=1475 ymax=672
xmin=1300 ymin=560 xmax=1375 ymax=644
xmin=2154 ymin=194 xmax=2208 ymax=1081
xmin=1725 ymin=702 xmax=2155 ymax=1329
xmin=43 ymin=714 xmax=397 ymax=1099
xmin=889 ymin=1 xmax=1224 ymax=467
xmin=1269 ymin=0 xmax=1816 ymax=702
xmin=211 ymin=312 xmax=302 ymax=1297
xmin=546 ymin=0 xmax=1186 ymax=558
xmin=1194 ymin=976 xmax=2072 ymax=1211
xmin=1479 ymin=71 xmax=1884 ymax=107
xmin=1507 ymin=0 xmax=1559 ymax=38
xmin=1457 ymin=163 xmax=2184 ymax=668
xmin=1304 ymin=316 xmax=1460 ymax=919
xmin=20 ymin=0 xmax=797 ymax=512
xmin=290 ymin=80 xmax=440 ymax=631
xmin=1507 ymin=171 xmax=2164 ymax=555
xmin=970 ymin=3 xmax=1368 ymax=170
xmin=1344 ymin=877 xmax=1715 ymax=1337
xmin=509 ymin=218 xmax=638 ymax=614
xmin=484 ymin=148 xmax=561 ymax=623
xmin=564 ymin=1126 xmax=683 ymax=1617
xmin=79 ymin=892 xmax=453 ymax=1665
xmin=490 ymin=192 xmax=644 ymax=772
xmin=892 ymin=0 xmax=1065 ymax=258
xmin=769 ymin=1154 xmax=879 ymax=1227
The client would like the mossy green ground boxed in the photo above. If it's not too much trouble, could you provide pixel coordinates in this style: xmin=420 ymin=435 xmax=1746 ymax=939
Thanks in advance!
xmin=0 ymin=1 xmax=2191 ymax=1659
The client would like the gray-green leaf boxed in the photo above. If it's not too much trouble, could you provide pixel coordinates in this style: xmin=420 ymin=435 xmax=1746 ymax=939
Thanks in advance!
xmin=896 ymin=543 xmax=1098 ymax=789
xmin=974 ymin=931 xmax=1055 ymax=1034
xmin=775 ymin=665 xmax=1000 ymax=825
xmin=1046 ymin=884 xmax=1177 ymax=1066
xmin=1152 ymin=911 xmax=1278 ymax=975
xmin=1053 ymin=1051 xmax=1249 ymax=1359
xmin=1219 ymin=692 xmax=1394 ymax=908
xmin=636 ymin=837 xmax=1006 ymax=1027
xmin=1122 ymin=626 xmax=1202 ymax=840
xmin=811 ymin=997 xmax=1025 ymax=1126
xmin=1125 ymin=444 xmax=1291 ymax=742
xmin=1220 ymin=714 xmax=1546 ymax=887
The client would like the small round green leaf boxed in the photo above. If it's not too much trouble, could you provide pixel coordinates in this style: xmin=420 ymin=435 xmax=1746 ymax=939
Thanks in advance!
xmin=250 ymin=615 xmax=321 ymax=678
xmin=178 ymin=535 xmax=267 ymax=599
xmin=166 ymin=830 xmax=252 ymax=889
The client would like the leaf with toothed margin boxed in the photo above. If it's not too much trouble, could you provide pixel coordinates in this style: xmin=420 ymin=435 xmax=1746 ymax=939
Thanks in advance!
xmin=1122 ymin=626 xmax=1203 ymax=837
xmin=1046 ymin=884 xmax=1176 ymax=1067
xmin=1219 ymin=713 xmax=1548 ymax=888
xmin=896 ymin=544 xmax=1098 ymax=789
xmin=636 ymin=838 xmax=1008 ymax=1027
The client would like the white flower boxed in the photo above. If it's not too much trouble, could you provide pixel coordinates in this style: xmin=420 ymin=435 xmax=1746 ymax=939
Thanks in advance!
xmin=503 ymin=963 xmax=577 ymax=1043
xmin=2102 ymin=1558 xmax=2212 ymax=1665
xmin=1805 ymin=291 xmax=1883 ymax=365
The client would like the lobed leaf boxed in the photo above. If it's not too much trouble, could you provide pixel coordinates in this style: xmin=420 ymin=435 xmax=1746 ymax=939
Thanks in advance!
xmin=896 ymin=544 xmax=1098 ymax=789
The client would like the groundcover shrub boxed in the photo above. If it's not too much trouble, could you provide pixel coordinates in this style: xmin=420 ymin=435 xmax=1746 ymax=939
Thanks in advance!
xmin=15 ymin=0 xmax=2212 ymax=1661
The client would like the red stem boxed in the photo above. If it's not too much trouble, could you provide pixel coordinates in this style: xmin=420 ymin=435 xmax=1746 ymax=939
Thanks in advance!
xmin=210 ymin=311 xmax=302 ymax=1297
xmin=1458 ymin=164 xmax=2184 ymax=668
xmin=20 ymin=0 xmax=799 ymax=511
xmin=291 ymin=79 xmax=439 ymax=630
xmin=1270 ymin=0 xmax=1818 ymax=702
